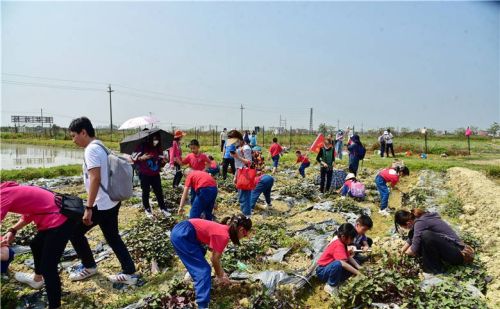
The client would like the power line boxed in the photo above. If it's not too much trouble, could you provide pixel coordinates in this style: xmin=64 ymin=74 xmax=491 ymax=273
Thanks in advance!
xmin=2 ymin=73 xmax=109 ymax=85
xmin=2 ymin=80 xmax=104 ymax=92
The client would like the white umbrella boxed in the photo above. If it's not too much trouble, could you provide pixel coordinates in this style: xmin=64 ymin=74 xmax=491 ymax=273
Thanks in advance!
xmin=118 ymin=116 xmax=159 ymax=130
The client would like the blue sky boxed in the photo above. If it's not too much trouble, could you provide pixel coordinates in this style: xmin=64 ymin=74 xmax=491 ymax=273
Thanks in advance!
xmin=1 ymin=1 xmax=499 ymax=131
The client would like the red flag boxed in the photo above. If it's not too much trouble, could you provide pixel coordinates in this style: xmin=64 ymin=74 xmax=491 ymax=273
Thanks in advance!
xmin=309 ymin=133 xmax=325 ymax=153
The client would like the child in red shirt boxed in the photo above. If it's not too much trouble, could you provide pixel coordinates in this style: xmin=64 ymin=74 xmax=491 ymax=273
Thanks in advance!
xmin=178 ymin=170 xmax=218 ymax=220
xmin=316 ymin=223 xmax=362 ymax=295
xmin=180 ymin=139 xmax=211 ymax=171
xmin=295 ymin=150 xmax=310 ymax=178
xmin=375 ymin=166 xmax=410 ymax=216
xmin=171 ymin=215 xmax=252 ymax=309
xmin=269 ymin=137 xmax=283 ymax=174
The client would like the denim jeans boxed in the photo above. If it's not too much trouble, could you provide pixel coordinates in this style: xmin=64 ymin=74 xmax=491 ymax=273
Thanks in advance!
xmin=190 ymin=186 xmax=217 ymax=220
xmin=238 ymin=189 xmax=252 ymax=216
xmin=316 ymin=260 xmax=351 ymax=286
xmin=375 ymin=175 xmax=389 ymax=210
xmin=70 ymin=203 xmax=136 ymax=274
xmin=335 ymin=140 xmax=343 ymax=159
xmin=272 ymin=155 xmax=280 ymax=168
xmin=298 ymin=162 xmax=310 ymax=178
xmin=250 ymin=175 xmax=274 ymax=209
xmin=171 ymin=221 xmax=211 ymax=308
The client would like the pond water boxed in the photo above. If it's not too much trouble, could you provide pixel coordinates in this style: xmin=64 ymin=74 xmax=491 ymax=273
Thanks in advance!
xmin=1 ymin=143 xmax=84 ymax=170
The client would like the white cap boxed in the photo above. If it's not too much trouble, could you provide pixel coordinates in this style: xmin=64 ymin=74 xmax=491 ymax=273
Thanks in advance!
xmin=384 ymin=130 xmax=388 ymax=134
xmin=345 ymin=173 xmax=356 ymax=181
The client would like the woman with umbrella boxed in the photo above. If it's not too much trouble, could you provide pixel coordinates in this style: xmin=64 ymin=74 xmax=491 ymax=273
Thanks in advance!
xmin=132 ymin=132 xmax=169 ymax=219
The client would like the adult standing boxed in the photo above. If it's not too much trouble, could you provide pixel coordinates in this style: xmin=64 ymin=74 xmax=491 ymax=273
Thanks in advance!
xmin=170 ymin=215 xmax=252 ymax=309
xmin=220 ymin=128 xmax=228 ymax=153
xmin=221 ymin=130 xmax=239 ymax=180
xmin=335 ymin=129 xmax=345 ymax=160
xmin=378 ymin=131 xmax=386 ymax=158
xmin=384 ymin=129 xmax=395 ymax=157
xmin=347 ymin=134 xmax=365 ymax=176
xmin=0 ymin=182 xmax=76 ymax=309
xmin=170 ymin=130 xmax=186 ymax=188
xmin=231 ymin=133 xmax=254 ymax=216
xmin=132 ymin=133 xmax=169 ymax=219
xmin=395 ymin=209 xmax=471 ymax=274
xmin=316 ymin=139 xmax=335 ymax=193
xmin=243 ymin=130 xmax=251 ymax=145
xmin=250 ymin=131 xmax=257 ymax=148
xmin=68 ymin=117 xmax=137 ymax=285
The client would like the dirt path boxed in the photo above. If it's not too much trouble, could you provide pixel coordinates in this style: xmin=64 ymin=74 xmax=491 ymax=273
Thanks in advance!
xmin=447 ymin=167 xmax=500 ymax=307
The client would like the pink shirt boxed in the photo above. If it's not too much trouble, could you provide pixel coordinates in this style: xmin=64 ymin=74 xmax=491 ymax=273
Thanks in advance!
xmin=182 ymin=153 xmax=210 ymax=171
xmin=189 ymin=219 xmax=230 ymax=254
xmin=379 ymin=168 xmax=400 ymax=187
xmin=0 ymin=182 xmax=67 ymax=231
xmin=169 ymin=140 xmax=182 ymax=166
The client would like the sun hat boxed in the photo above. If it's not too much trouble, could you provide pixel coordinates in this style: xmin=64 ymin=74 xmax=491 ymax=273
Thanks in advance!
xmin=174 ymin=130 xmax=186 ymax=139
xmin=345 ymin=173 xmax=356 ymax=181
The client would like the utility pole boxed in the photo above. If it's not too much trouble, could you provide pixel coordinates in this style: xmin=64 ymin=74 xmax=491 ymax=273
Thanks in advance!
xmin=309 ymin=108 xmax=313 ymax=133
xmin=240 ymin=104 xmax=244 ymax=131
xmin=108 ymin=85 xmax=114 ymax=141
xmin=337 ymin=119 xmax=340 ymax=131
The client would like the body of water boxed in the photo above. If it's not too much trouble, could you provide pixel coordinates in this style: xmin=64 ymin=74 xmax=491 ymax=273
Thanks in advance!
xmin=1 ymin=143 xmax=84 ymax=170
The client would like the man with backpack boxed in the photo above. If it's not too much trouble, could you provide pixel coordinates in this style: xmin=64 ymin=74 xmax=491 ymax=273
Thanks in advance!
xmin=68 ymin=117 xmax=137 ymax=285
xmin=347 ymin=134 xmax=366 ymax=176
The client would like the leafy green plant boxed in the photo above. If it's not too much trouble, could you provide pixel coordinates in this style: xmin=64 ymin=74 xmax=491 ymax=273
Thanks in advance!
xmin=332 ymin=198 xmax=367 ymax=215
xmin=278 ymin=183 xmax=317 ymax=200
xmin=15 ymin=224 xmax=38 ymax=246
xmin=410 ymin=280 xmax=488 ymax=309
xmin=217 ymin=178 xmax=236 ymax=192
xmin=440 ymin=193 xmax=463 ymax=218
xmin=125 ymin=217 xmax=176 ymax=269
xmin=141 ymin=278 xmax=196 ymax=308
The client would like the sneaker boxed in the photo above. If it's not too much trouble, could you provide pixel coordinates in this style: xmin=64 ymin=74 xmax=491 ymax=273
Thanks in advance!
xmin=378 ymin=209 xmax=390 ymax=217
xmin=69 ymin=265 xmax=98 ymax=281
xmin=160 ymin=209 xmax=171 ymax=218
xmin=145 ymin=210 xmax=154 ymax=219
xmin=266 ymin=203 xmax=272 ymax=208
xmin=323 ymin=284 xmax=338 ymax=296
xmin=108 ymin=273 xmax=138 ymax=285
xmin=14 ymin=272 xmax=44 ymax=289
xmin=183 ymin=271 xmax=192 ymax=282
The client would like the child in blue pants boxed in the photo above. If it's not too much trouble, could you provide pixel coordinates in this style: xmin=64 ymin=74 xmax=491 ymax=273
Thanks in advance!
xmin=178 ymin=169 xmax=218 ymax=220
xmin=316 ymin=223 xmax=361 ymax=295
xmin=250 ymin=175 xmax=274 ymax=210
xmin=295 ymin=151 xmax=310 ymax=178
xmin=375 ymin=166 xmax=409 ymax=216
xmin=171 ymin=215 xmax=252 ymax=309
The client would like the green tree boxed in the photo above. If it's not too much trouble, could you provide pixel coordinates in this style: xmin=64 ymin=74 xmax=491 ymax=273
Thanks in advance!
xmin=488 ymin=122 xmax=500 ymax=136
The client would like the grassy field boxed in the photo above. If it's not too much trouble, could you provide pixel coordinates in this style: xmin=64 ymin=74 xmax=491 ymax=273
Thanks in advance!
xmin=1 ymin=132 xmax=499 ymax=181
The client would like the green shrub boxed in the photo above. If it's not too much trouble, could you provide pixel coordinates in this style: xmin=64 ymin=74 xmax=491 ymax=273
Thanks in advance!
xmin=125 ymin=217 xmax=176 ymax=269
xmin=440 ymin=193 xmax=464 ymax=218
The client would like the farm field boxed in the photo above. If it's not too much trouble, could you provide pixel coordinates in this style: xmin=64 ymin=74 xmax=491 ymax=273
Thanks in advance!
xmin=1 ymin=133 xmax=499 ymax=308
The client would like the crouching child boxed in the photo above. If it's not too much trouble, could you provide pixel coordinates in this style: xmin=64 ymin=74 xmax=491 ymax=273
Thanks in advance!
xmin=316 ymin=223 xmax=362 ymax=295
xmin=352 ymin=215 xmax=373 ymax=264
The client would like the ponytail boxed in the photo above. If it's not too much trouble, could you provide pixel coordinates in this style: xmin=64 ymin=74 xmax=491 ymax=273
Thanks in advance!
xmin=221 ymin=214 xmax=253 ymax=246
xmin=396 ymin=166 xmax=410 ymax=176
xmin=394 ymin=208 xmax=426 ymax=232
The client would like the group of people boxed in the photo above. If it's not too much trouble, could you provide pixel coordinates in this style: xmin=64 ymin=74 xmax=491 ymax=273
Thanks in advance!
xmin=0 ymin=118 xmax=471 ymax=309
